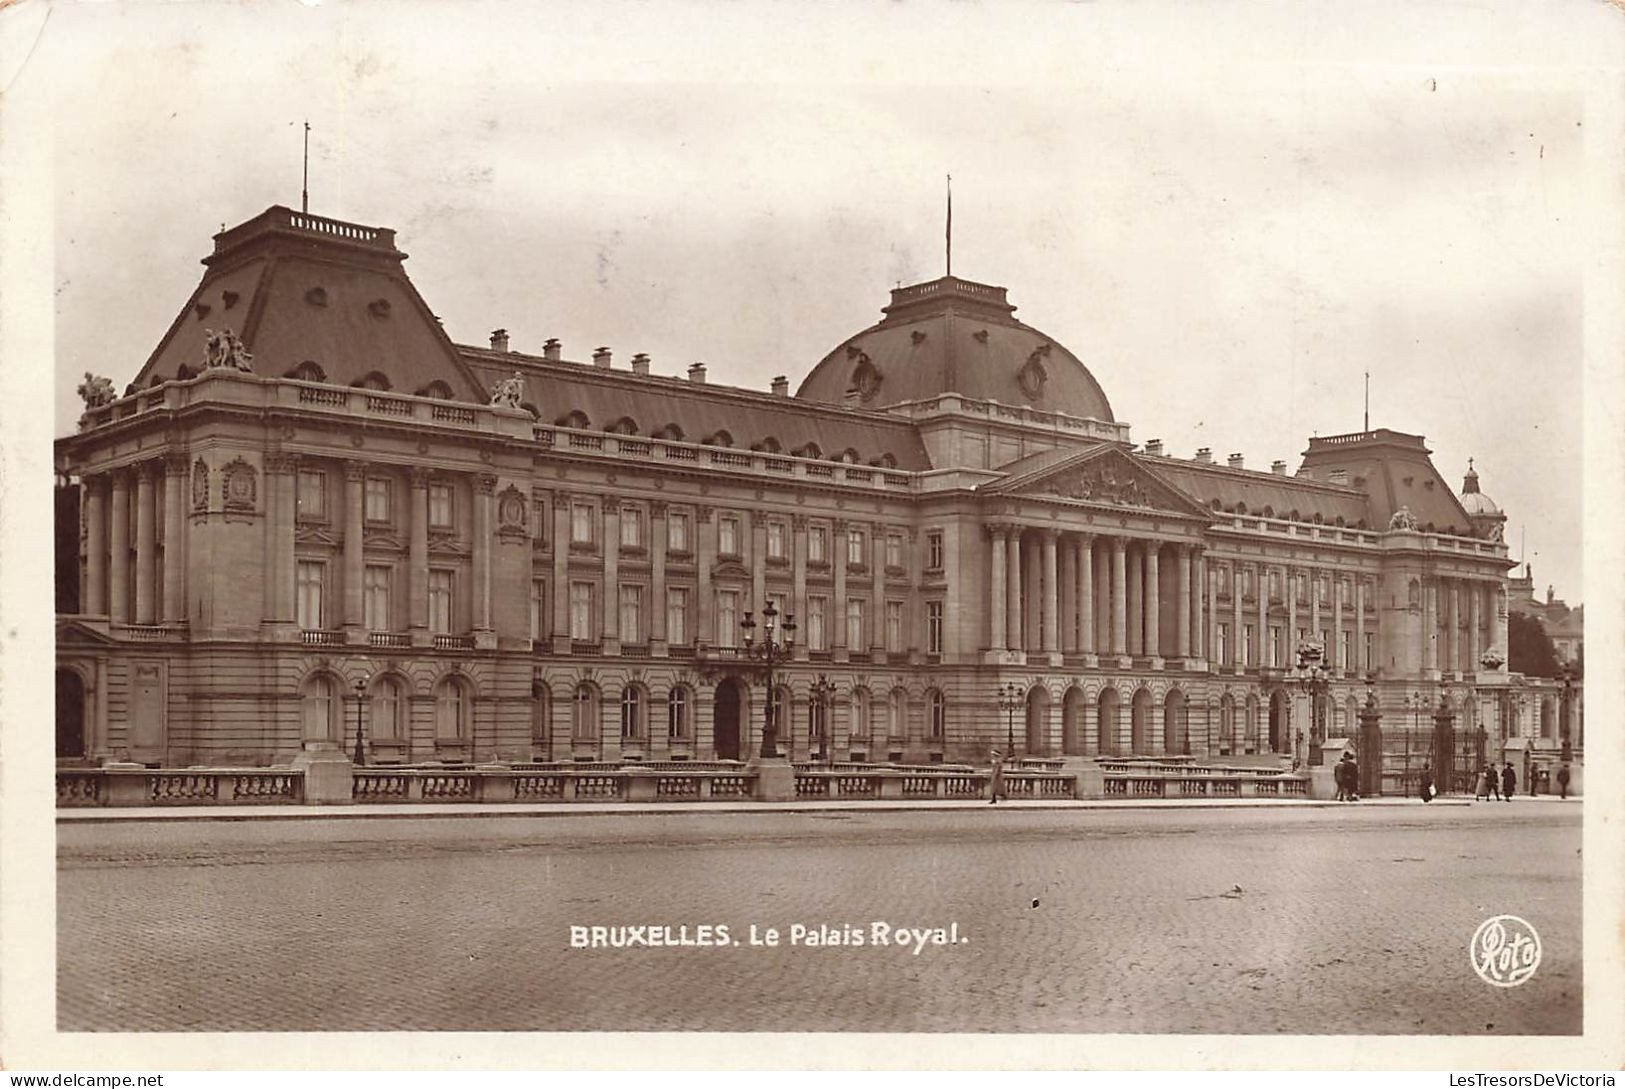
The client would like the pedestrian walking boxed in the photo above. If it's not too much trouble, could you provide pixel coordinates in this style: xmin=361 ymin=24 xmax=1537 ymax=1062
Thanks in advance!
xmin=1336 ymin=752 xmax=1358 ymax=802
xmin=1488 ymin=764 xmax=1502 ymax=801
xmin=1475 ymin=765 xmax=1490 ymax=801
xmin=1420 ymin=764 xmax=1434 ymax=803
xmin=988 ymin=747 xmax=1007 ymax=805
xmin=1501 ymin=761 xmax=1516 ymax=801
xmin=1557 ymin=764 xmax=1571 ymax=800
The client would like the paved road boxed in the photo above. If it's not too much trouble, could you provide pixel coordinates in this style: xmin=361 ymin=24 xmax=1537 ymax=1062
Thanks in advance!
xmin=57 ymin=802 xmax=1581 ymax=1034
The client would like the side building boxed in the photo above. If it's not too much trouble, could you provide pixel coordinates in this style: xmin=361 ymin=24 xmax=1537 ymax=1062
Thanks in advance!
xmin=55 ymin=205 xmax=1561 ymax=791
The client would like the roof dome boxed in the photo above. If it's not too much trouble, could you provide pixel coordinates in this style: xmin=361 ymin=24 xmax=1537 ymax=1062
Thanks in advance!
xmin=795 ymin=276 xmax=1115 ymax=421
xmin=1460 ymin=458 xmax=1502 ymax=515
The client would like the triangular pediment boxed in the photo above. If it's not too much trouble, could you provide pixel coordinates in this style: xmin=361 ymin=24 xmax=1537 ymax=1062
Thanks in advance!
xmin=985 ymin=445 xmax=1214 ymax=521
xmin=57 ymin=617 xmax=117 ymax=646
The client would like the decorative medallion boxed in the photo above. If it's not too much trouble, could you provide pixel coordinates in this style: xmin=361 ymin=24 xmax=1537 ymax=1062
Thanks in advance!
xmin=191 ymin=458 xmax=210 ymax=511
xmin=848 ymin=345 xmax=882 ymax=402
xmin=497 ymin=485 xmax=528 ymax=534
xmin=1017 ymin=343 xmax=1051 ymax=401
xmin=221 ymin=457 xmax=257 ymax=512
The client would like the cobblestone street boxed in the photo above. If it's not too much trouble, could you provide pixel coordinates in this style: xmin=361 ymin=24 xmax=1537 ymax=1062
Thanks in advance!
xmin=57 ymin=802 xmax=1581 ymax=1034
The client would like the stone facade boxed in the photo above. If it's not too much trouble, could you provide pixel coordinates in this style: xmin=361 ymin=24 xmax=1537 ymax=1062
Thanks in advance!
xmin=54 ymin=205 xmax=1552 ymax=784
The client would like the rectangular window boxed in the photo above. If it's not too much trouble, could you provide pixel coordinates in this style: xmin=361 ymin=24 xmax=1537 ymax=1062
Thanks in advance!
xmin=569 ymin=581 xmax=594 ymax=640
xmin=847 ymin=527 xmax=866 ymax=566
xmin=807 ymin=595 xmax=827 ymax=650
xmin=530 ymin=579 xmax=546 ymax=641
xmin=428 ymin=569 xmax=453 ymax=634
xmin=927 ymin=601 xmax=944 ymax=654
xmin=718 ymin=516 xmax=740 ymax=556
xmin=846 ymin=597 xmax=866 ymax=650
xmin=1364 ymin=633 xmax=1373 ymax=671
xmin=1341 ymin=631 xmax=1353 ymax=671
xmin=885 ymin=533 xmax=903 ymax=570
xmin=666 ymin=587 xmax=690 ymax=645
xmin=532 ymin=497 xmax=548 ymax=542
xmin=571 ymin=503 xmax=594 ymax=545
xmin=927 ymin=531 xmax=944 ymax=571
xmin=297 ymin=470 xmax=326 ymax=520
xmin=1297 ymin=627 xmax=1309 ymax=651
xmin=767 ymin=521 xmax=786 ymax=560
xmin=885 ymin=600 xmax=904 ymax=651
xmin=808 ymin=526 xmax=827 ymax=563
xmin=296 ymin=561 xmax=324 ymax=629
xmin=1320 ymin=628 xmax=1330 ymax=651
xmin=766 ymin=591 xmax=787 ymax=621
xmin=620 ymin=508 xmax=643 ymax=549
xmin=428 ymin=483 xmax=453 ymax=529
xmin=1270 ymin=571 xmax=1281 ymax=601
xmin=718 ymin=590 xmax=740 ymax=648
xmin=364 ymin=564 xmax=392 ymax=630
xmin=364 ymin=477 xmax=390 ymax=522
xmin=1270 ymin=626 xmax=1283 ymax=667
xmin=1217 ymin=622 xmax=1230 ymax=666
xmin=668 ymin=512 xmax=690 ymax=552
xmin=1243 ymin=623 xmax=1254 ymax=666
xmin=619 ymin=585 xmax=643 ymax=644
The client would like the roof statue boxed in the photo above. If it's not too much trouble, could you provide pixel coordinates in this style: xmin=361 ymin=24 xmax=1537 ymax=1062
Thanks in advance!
xmin=77 ymin=372 xmax=115 ymax=409
xmin=490 ymin=371 xmax=526 ymax=409
xmin=202 ymin=328 xmax=254 ymax=372
xmin=1388 ymin=505 xmax=1418 ymax=531
xmin=1479 ymin=647 xmax=1506 ymax=670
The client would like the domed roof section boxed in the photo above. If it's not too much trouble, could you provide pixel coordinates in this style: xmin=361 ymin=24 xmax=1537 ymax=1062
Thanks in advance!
xmin=795 ymin=276 xmax=1115 ymax=421
xmin=1460 ymin=459 xmax=1502 ymax=515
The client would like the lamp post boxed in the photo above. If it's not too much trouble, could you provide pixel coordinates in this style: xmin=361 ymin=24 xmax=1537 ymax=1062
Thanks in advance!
xmin=1293 ymin=641 xmax=1330 ymax=765
xmin=808 ymin=673 xmax=836 ymax=765
xmin=351 ymin=672 xmax=369 ymax=767
xmin=1403 ymin=689 xmax=1425 ymax=794
xmin=996 ymin=682 xmax=1023 ymax=760
xmin=739 ymin=601 xmax=796 ymax=760
xmin=1558 ymin=665 xmax=1574 ymax=764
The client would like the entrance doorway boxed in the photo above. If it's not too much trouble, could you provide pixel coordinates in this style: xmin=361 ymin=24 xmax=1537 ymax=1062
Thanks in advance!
xmin=714 ymin=678 xmax=744 ymax=761
xmin=56 ymin=668 xmax=86 ymax=759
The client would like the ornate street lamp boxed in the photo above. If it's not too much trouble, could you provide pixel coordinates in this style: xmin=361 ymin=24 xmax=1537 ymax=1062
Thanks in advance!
xmin=1557 ymin=665 xmax=1575 ymax=764
xmin=352 ymin=671 xmax=370 ymax=767
xmin=996 ymin=682 xmax=1023 ymax=760
xmin=739 ymin=601 xmax=796 ymax=760
xmin=1293 ymin=641 xmax=1330 ymax=765
xmin=808 ymin=673 xmax=837 ymax=765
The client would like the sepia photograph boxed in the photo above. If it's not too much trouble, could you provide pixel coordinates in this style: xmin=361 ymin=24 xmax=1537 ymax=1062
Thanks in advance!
xmin=2 ymin=0 xmax=1622 ymax=1072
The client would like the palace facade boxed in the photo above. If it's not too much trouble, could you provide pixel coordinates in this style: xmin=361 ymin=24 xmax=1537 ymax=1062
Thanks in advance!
xmin=54 ymin=205 xmax=1574 ymax=787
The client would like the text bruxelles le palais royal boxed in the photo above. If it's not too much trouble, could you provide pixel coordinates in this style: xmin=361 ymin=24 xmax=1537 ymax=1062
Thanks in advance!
xmin=52 ymin=204 xmax=1573 ymax=790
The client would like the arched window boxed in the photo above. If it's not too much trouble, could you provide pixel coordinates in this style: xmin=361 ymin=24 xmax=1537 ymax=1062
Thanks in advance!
xmin=653 ymin=423 xmax=684 ymax=441
xmin=1245 ymin=693 xmax=1261 ymax=747
xmin=890 ymin=688 xmax=909 ymax=742
xmin=606 ymin=416 xmax=639 ymax=435
xmin=836 ymin=448 xmax=861 ymax=464
xmin=768 ymin=685 xmax=792 ymax=746
xmin=850 ymin=686 xmax=871 ymax=740
xmin=810 ymin=696 xmax=828 ymax=745
xmin=369 ymin=676 xmax=404 ymax=740
xmin=434 ymin=675 xmax=469 ymax=739
xmin=520 ymin=402 xmax=540 ymax=420
xmin=620 ymin=685 xmax=646 ymax=741
xmin=928 ymin=689 xmax=946 ymax=741
xmin=302 ymin=673 xmax=339 ymax=742
xmin=870 ymin=452 xmax=897 ymax=468
xmin=751 ymin=437 xmax=783 ymax=453
xmin=532 ymin=682 xmax=553 ymax=743
xmin=556 ymin=410 xmax=591 ymax=429
xmin=353 ymin=371 xmax=392 ymax=391
xmin=793 ymin=441 xmax=823 ymax=459
xmin=176 ymin=364 xmax=197 ymax=381
xmin=1219 ymin=693 xmax=1236 ymax=752
xmin=416 ymin=380 xmax=454 ymax=400
xmin=703 ymin=430 xmax=734 ymax=447
xmin=573 ymin=683 xmax=599 ymax=741
xmin=667 ymin=686 xmax=691 ymax=741
xmin=287 ymin=361 xmax=328 ymax=383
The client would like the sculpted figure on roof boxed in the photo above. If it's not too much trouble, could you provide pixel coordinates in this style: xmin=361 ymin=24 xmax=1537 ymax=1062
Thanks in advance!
xmin=490 ymin=371 xmax=526 ymax=409
xmin=202 ymin=328 xmax=254 ymax=372
xmin=77 ymin=372 xmax=115 ymax=408
xmin=1388 ymin=505 xmax=1418 ymax=531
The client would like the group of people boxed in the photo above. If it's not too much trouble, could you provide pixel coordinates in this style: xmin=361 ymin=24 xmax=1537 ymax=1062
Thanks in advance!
xmin=1473 ymin=762 xmax=1517 ymax=801
xmin=1333 ymin=752 xmax=1362 ymax=802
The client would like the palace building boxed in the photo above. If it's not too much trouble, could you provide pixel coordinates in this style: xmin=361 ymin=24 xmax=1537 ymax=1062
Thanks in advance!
xmin=54 ymin=204 xmax=1572 ymax=788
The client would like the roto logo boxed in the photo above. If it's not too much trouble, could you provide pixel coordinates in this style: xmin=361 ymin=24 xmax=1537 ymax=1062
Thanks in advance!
xmin=1471 ymin=914 xmax=1542 ymax=987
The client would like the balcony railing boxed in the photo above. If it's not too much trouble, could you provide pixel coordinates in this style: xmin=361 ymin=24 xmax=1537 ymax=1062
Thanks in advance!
xmin=432 ymin=634 xmax=475 ymax=650
xmin=300 ymin=629 xmax=343 ymax=646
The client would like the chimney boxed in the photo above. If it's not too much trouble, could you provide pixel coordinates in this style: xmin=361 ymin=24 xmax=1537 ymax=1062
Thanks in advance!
xmin=1271 ymin=460 xmax=1287 ymax=476
xmin=631 ymin=352 xmax=651 ymax=376
xmin=1194 ymin=447 xmax=1213 ymax=464
xmin=687 ymin=362 xmax=707 ymax=384
xmin=1227 ymin=453 xmax=1245 ymax=469
xmin=592 ymin=346 xmax=612 ymax=369
xmin=489 ymin=328 xmax=510 ymax=353
xmin=771 ymin=375 xmax=789 ymax=397
xmin=1329 ymin=469 xmax=1350 ymax=486
xmin=543 ymin=338 xmax=562 ymax=362
xmin=1145 ymin=439 xmax=1163 ymax=456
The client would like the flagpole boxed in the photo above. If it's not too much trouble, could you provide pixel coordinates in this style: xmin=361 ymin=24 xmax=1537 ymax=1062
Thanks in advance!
xmin=302 ymin=121 xmax=310 ymax=214
xmin=945 ymin=174 xmax=952 ymax=278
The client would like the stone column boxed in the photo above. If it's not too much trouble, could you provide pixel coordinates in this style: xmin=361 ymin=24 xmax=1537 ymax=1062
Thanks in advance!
xmin=1467 ymin=580 xmax=1481 ymax=670
xmin=1126 ymin=543 xmax=1143 ymax=656
xmin=1192 ymin=547 xmax=1206 ymax=659
xmin=1023 ymin=533 xmax=1041 ymax=652
xmin=1446 ymin=578 xmax=1460 ymax=674
xmin=1144 ymin=543 xmax=1160 ymax=658
xmin=551 ymin=490 xmax=571 ymax=651
xmin=85 ymin=474 xmax=107 ymax=616
xmin=1078 ymin=535 xmax=1094 ymax=655
xmin=1255 ymin=562 xmax=1266 ymax=670
xmin=988 ymin=525 xmax=1008 ymax=653
xmin=832 ymin=518 xmax=849 ymax=655
xmin=1041 ymin=529 xmax=1059 ymax=655
xmin=1229 ymin=562 xmax=1243 ymax=667
xmin=791 ymin=515 xmax=809 ymax=661
xmin=1059 ymin=534 xmax=1076 ymax=654
xmin=650 ymin=501 xmax=669 ymax=653
xmin=1354 ymin=577 xmax=1366 ymax=674
xmin=342 ymin=461 xmax=365 ymax=630
xmin=1110 ymin=537 xmax=1127 ymax=655
xmin=265 ymin=455 xmax=298 ymax=629
xmin=161 ymin=454 xmax=187 ymax=623
xmin=410 ymin=469 xmax=431 ymax=634
xmin=109 ymin=469 xmax=131 ymax=624
xmin=870 ymin=521 xmax=886 ymax=654
xmin=1176 ymin=545 xmax=1191 ymax=658
xmin=1006 ymin=529 xmax=1023 ymax=652
xmin=1206 ymin=551 xmax=1219 ymax=663
xmin=904 ymin=527 xmax=922 ymax=659
xmin=1309 ymin=567 xmax=1321 ymax=646
xmin=697 ymin=505 xmax=715 ymax=649
xmin=600 ymin=496 xmax=621 ymax=649
xmin=751 ymin=510 xmax=768 ymax=616
xmin=1094 ymin=538 xmax=1111 ymax=653
xmin=474 ymin=473 xmax=495 ymax=633
xmin=1332 ymin=574 xmax=1345 ymax=673
xmin=133 ymin=462 xmax=158 ymax=625
xmin=1423 ymin=579 xmax=1438 ymax=672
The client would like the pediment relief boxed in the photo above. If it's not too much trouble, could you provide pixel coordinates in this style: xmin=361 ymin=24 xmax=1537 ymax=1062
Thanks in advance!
xmin=57 ymin=618 xmax=116 ymax=646
xmin=295 ymin=525 xmax=339 ymax=547
xmin=994 ymin=448 xmax=1211 ymax=520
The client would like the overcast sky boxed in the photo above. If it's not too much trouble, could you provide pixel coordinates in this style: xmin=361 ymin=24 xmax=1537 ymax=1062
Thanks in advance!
xmin=14 ymin=0 xmax=1619 ymax=605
